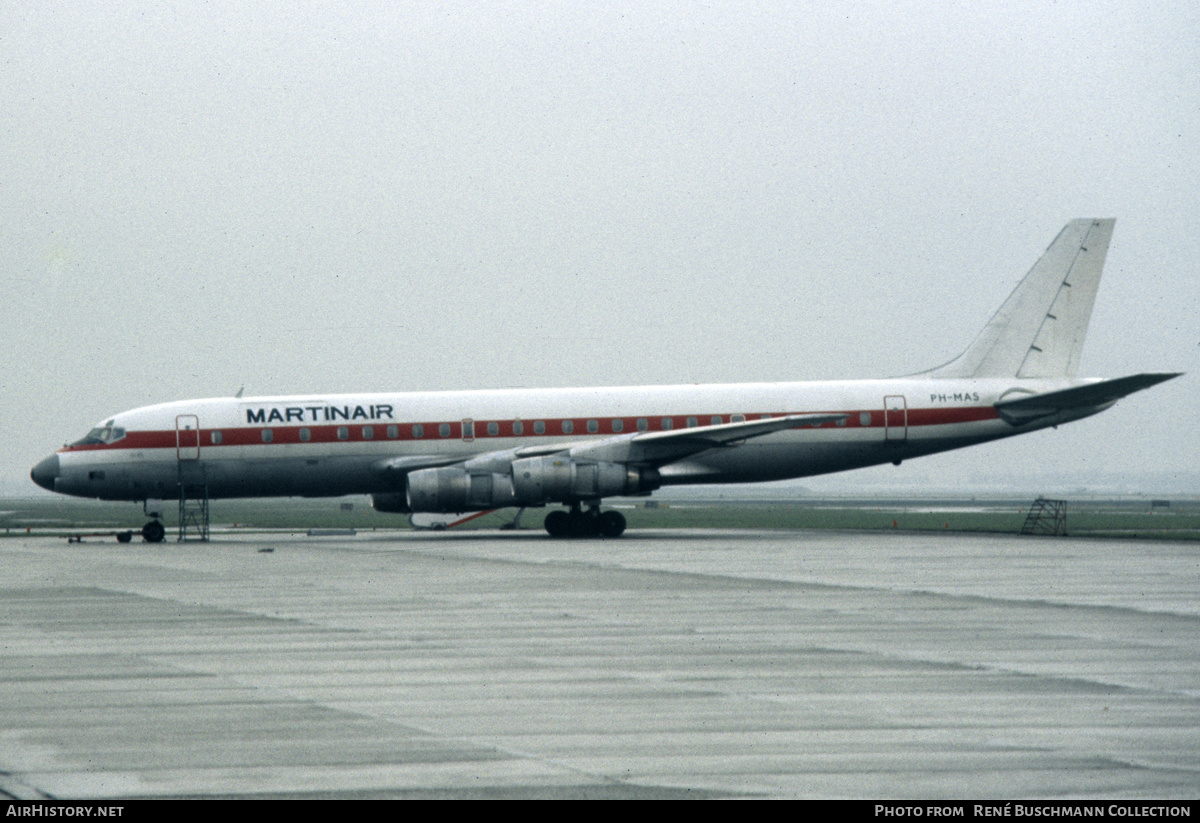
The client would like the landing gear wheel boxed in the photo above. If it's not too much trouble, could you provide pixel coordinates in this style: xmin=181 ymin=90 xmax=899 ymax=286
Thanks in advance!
xmin=544 ymin=508 xmax=626 ymax=538
xmin=599 ymin=510 xmax=626 ymax=538
xmin=116 ymin=531 xmax=133 ymax=544
xmin=142 ymin=520 xmax=166 ymax=543
xmin=544 ymin=510 xmax=570 ymax=538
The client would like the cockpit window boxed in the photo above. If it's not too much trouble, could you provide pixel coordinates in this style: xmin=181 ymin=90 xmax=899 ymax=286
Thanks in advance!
xmin=71 ymin=426 xmax=127 ymax=447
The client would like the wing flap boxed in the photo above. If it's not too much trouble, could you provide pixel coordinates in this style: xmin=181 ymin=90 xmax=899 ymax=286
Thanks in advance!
xmin=631 ymin=412 xmax=846 ymax=444
xmin=569 ymin=412 xmax=848 ymax=464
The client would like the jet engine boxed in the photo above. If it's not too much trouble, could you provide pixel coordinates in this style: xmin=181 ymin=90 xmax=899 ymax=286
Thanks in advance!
xmin=509 ymin=455 xmax=658 ymax=504
xmin=405 ymin=457 xmax=660 ymax=513
xmin=406 ymin=467 xmax=518 ymax=513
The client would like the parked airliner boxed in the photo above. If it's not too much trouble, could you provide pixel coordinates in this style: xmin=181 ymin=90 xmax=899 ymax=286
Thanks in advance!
xmin=31 ymin=219 xmax=1178 ymax=539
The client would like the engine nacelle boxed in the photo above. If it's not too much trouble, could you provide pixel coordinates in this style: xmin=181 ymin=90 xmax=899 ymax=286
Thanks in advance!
xmin=406 ymin=467 xmax=518 ymax=513
xmin=510 ymin=456 xmax=659 ymax=503
xmin=405 ymin=459 xmax=661 ymax=513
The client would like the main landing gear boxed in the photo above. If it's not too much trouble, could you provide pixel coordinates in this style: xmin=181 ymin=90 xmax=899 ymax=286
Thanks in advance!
xmin=543 ymin=503 xmax=626 ymax=538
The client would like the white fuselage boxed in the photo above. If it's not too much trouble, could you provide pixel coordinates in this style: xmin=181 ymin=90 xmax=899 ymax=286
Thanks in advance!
xmin=41 ymin=376 xmax=1099 ymax=503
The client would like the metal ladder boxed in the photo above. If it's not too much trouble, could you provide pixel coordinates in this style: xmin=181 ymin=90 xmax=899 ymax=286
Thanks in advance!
xmin=1020 ymin=497 xmax=1067 ymax=536
xmin=178 ymin=475 xmax=210 ymax=541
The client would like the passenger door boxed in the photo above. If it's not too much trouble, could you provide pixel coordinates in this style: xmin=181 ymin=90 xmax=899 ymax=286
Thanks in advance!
xmin=176 ymin=415 xmax=200 ymax=460
xmin=884 ymin=396 xmax=907 ymax=441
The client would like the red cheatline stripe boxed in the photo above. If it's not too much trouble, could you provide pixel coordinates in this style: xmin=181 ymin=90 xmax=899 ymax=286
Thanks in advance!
xmin=59 ymin=406 xmax=1001 ymax=453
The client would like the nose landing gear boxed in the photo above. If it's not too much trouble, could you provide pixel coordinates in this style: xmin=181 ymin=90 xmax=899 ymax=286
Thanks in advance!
xmin=141 ymin=520 xmax=166 ymax=543
xmin=141 ymin=499 xmax=166 ymax=543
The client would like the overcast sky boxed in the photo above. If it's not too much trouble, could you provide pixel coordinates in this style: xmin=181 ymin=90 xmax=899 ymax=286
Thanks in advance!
xmin=2 ymin=1 xmax=1197 ymax=496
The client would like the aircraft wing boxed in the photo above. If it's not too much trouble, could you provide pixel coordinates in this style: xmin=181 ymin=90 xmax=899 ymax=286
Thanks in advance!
xmin=564 ymin=412 xmax=848 ymax=465
xmin=381 ymin=412 xmax=848 ymax=478
xmin=379 ymin=412 xmax=849 ymax=484
xmin=995 ymin=372 xmax=1181 ymax=425
xmin=374 ymin=454 xmax=466 ymax=475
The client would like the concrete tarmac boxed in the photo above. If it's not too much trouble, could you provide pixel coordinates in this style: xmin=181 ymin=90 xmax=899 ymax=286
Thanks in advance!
xmin=0 ymin=528 xmax=1197 ymax=799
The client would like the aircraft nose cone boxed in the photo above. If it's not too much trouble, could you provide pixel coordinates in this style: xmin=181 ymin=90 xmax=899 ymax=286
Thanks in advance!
xmin=31 ymin=454 xmax=60 ymax=492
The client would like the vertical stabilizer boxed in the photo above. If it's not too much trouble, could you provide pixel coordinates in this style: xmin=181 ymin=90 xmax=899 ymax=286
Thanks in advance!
xmin=925 ymin=219 xmax=1115 ymax=379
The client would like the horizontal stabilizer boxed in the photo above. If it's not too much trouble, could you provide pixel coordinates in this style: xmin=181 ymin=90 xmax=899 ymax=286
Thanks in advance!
xmin=995 ymin=373 xmax=1181 ymax=425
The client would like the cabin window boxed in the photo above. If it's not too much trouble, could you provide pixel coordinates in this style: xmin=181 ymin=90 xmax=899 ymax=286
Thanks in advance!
xmin=261 ymin=429 xmax=273 ymax=443
xmin=487 ymin=422 xmax=499 ymax=436
xmin=711 ymin=416 xmax=722 ymax=425
xmin=859 ymin=412 xmax=872 ymax=426
xmin=732 ymin=414 xmax=745 ymax=423
xmin=587 ymin=419 xmax=599 ymax=433
xmin=337 ymin=427 xmax=349 ymax=440
xmin=362 ymin=426 xmax=374 ymax=440
xmin=211 ymin=431 xmax=223 ymax=445
xmin=299 ymin=428 xmax=311 ymax=442
xmin=439 ymin=423 xmax=451 ymax=438
xmin=686 ymin=416 xmax=698 ymax=428
xmin=612 ymin=419 xmax=624 ymax=432
xmin=387 ymin=425 xmax=399 ymax=439
xmin=661 ymin=417 xmax=674 ymax=430
xmin=412 ymin=424 xmax=424 ymax=439
xmin=513 ymin=420 xmax=524 ymax=436
xmin=562 ymin=420 xmax=574 ymax=434
xmin=533 ymin=421 xmax=545 ymax=435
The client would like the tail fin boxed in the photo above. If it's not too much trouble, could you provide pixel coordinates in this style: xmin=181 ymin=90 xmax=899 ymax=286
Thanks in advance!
xmin=925 ymin=219 xmax=1115 ymax=379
